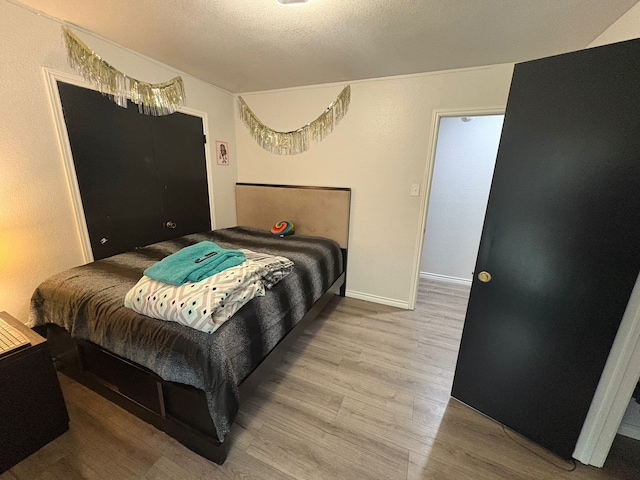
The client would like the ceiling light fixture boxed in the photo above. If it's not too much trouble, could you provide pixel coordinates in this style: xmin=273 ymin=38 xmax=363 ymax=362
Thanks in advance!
xmin=277 ymin=0 xmax=309 ymax=4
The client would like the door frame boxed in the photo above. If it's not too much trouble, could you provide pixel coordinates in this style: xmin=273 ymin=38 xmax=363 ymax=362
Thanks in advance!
xmin=42 ymin=67 xmax=215 ymax=263
xmin=574 ymin=273 xmax=640 ymax=466
xmin=411 ymin=106 xmax=640 ymax=467
xmin=409 ymin=106 xmax=504 ymax=309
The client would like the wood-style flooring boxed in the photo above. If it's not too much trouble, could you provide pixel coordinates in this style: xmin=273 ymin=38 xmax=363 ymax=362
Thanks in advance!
xmin=3 ymin=279 xmax=640 ymax=479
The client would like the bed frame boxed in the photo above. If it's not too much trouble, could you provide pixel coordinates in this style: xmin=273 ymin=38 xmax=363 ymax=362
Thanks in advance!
xmin=43 ymin=183 xmax=351 ymax=465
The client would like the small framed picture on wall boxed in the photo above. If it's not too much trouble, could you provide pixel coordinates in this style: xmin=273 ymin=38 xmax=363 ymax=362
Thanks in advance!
xmin=216 ymin=140 xmax=229 ymax=165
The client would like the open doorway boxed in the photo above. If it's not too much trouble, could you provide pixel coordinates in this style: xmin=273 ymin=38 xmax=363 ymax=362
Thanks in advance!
xmin=419 ymin=114 xmax=504 ymax=285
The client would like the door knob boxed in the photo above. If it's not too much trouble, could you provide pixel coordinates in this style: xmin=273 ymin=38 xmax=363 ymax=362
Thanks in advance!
xmin=478 ymin=271 xmax=492 ymax=283
xmin=165 ymin=221 xmax=177 ymax=229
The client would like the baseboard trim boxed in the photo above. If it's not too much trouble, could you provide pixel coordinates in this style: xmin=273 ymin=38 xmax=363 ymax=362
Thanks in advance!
xmin=617 ymin=400 xmax=640 ymax=441
xmin=617 ymin=423 xmax=640 ymax=441
xmin=420 ymin=272 xmax=472 ymax=286
xmin=345 ymin=290 xmax=410 ymax=309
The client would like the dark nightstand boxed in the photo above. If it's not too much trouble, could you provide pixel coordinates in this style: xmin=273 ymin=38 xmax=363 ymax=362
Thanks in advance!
xmin=0 ymin=312 xmax=69 ymax=473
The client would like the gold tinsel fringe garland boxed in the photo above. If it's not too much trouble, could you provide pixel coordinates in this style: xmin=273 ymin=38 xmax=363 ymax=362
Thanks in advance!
xmin=62 ymin=26 xmax=186 ymax=116
xmin=238 ymin=85 xmax=351 ymax=155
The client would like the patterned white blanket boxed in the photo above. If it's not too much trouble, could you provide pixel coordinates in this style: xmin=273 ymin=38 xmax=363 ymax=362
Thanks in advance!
xmin=124 ymin=249 xmax=293 ymax=333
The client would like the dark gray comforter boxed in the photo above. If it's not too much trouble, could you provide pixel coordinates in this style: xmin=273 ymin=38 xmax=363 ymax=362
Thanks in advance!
xmin=29 ymin=226 xmax=343 ymax=442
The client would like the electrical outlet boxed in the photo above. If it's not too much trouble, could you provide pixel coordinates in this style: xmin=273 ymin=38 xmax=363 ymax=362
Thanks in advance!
xmin=411 ymin=184 xmax=420 ymax=197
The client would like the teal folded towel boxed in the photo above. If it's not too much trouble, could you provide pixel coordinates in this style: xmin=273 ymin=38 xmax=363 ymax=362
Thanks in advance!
xmin=144 ymin=241 xmax=246 ymax=286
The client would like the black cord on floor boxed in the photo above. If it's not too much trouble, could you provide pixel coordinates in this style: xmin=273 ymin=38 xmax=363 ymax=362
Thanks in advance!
xmin=501 ymin=425 xmax=577 ymax=472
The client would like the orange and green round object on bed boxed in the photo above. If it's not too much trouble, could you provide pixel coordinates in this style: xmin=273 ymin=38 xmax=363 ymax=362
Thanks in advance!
xmin=271 ymin=221 xmax=295 ymax=237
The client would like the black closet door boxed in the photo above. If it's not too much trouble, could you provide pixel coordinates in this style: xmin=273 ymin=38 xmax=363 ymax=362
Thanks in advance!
xmin=151 ymin=112 xmax=210 ymax=240
xmin=58 ymin=82 xmax=210 ymax=260
xmin=451 ymin=39 xmax=640 ymax=459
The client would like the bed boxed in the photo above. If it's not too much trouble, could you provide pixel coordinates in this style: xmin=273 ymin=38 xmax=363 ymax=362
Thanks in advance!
xmin=29 ymin=183 xmax=351 ymax=464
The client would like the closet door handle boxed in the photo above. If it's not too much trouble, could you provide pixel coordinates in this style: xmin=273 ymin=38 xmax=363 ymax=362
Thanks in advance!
xmin=165 ymin=221 xmax=177 ymax=229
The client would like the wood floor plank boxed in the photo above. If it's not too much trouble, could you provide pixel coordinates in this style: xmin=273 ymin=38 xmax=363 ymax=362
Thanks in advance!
xmin=357 ymin=344 xmax=455 ymax=384
xmin=246 ymin=422 xmax=407 ymax=480
xmin=242 ymin=387 xmax=331 ymax=444
xmin=297 ymin=330 xmax=363 ymax=362
xmin=33 ymin=456 xmax=105 ymax=480
xmin=325 ymin=308 xmax=443 ymax=342
xmin=412 ymin=380 xmax=453 ymax=407
xmin=335 ymin=396 xmax=438 ymax=455
xmin=214 ymin=447 xmax=298 ymax=480
xmin=388 ymin=310 xmax=464 ymax=335
xmin=338 ymin=355 xmax=451 ymax=393
xmin=59 ymin=420 xmax=158 ymax=478
xmin=407 ymin=443 xmax=533 ymax=480
xmin=413 ymin=394 xmax=448 ymax=426
xmin=140 ymin=456 xmax=199 ymax=480
xmin=277 ymin=349 xmax=416 ymax=418
xmin=287 ymin=337 xmax=346 ymax=368
xmin=159 ymin=436 xmax=297 ymax=480
xmin=224 ymin=409 xmax=264 ymax=452
xmin=242 ymin=382 xmax=411 ymax=472
xmin=349 ymin=325 xmax=460 ymax=371
xmin=256 ymin=368 xmax=345 ymax=422
xmin=418 ymin=333 xmax=461 ymax=353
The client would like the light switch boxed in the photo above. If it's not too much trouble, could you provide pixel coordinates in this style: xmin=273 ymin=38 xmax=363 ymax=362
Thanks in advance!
xmin=411 ymin=184 xmax=420 ymax=197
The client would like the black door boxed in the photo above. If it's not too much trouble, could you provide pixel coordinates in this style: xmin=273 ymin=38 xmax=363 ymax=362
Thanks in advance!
xmin=451 ymin=39 xmax=640 ymax=459
xmin=58 ymin=82 xmax=210 ymax=259
xmin=151 ymin=111 xmax=211 ymax=239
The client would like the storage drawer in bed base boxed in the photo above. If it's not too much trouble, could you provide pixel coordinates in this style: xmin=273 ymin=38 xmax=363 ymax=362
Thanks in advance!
xmin=46 ymin=271 xmax=345 ymax=465
xmin=48 ymin=329 xmax=225 ymax=463
xmin=77 ymin=340 xmax=219 ymax=437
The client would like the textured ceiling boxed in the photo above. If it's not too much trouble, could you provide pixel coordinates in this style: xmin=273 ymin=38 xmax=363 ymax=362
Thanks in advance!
xmin=13 ymin=0 xmax=640 ymax=93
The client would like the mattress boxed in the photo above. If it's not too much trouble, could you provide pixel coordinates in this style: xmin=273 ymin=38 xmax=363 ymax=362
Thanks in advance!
xmin=29 ymin=226 xmax=343 ymax=442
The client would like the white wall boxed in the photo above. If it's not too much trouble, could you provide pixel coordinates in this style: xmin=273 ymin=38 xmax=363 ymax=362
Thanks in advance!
xmin=588 ymin=1 xmax=640 ymax=47
xmin=0 ymin=0 xmax=237 ymax=321
xmin=420 ymin=115 xmax=503 ymax=283
xmin=235 ymin=67 xmax=514 ymax=307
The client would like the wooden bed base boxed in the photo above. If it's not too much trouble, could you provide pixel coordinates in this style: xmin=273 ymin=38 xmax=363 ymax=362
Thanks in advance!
xmin=43 ymin=271 xmax=345 ymax=465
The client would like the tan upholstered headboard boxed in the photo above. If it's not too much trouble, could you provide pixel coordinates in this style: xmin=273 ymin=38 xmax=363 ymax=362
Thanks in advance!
xmin=235 ymin=183 xmax=351 ymax=249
